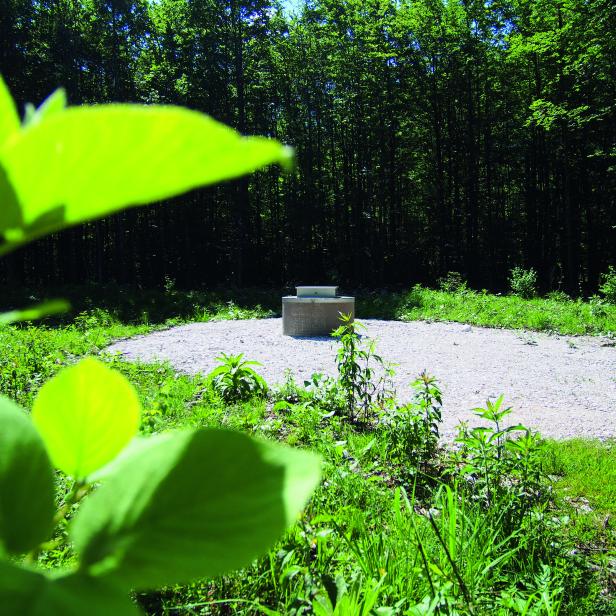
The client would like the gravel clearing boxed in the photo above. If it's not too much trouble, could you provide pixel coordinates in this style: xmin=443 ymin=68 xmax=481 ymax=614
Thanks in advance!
xmin=107 ymin=318 xmax=616 ymax=440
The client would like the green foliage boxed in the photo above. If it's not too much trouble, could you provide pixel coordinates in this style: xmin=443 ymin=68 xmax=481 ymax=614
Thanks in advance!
xmin=394 ymin=285 xmax=616 ymax=335
xmin=0 ymin=77 xmax=291 ymax=256
xmin=0 ymin=76 xmax=19 ymax=144
xmin=32 ymin=358 xmax=141 ymax=479
xmin=452 ymin=396 xmax=546 ymax=518
xmin=381 ymin=372 xmax=442 ymax=470
xmin=0 ymin=299 xmax=70 ymax=325
xmin=332 ymin=314 xmax=394 ymax=423
xmin=0 ymin=76 xmax=323 ymax=614
xmin=208 ymin=352 xmax=268 ymax=402
xmin=1 ymin=360 xmax=320 ymax=609
xmin=73 ymin=429 xmax=320 ymax=590
xmin=509 ymin=267 xmax=539 ymax=299
xmin=599 ymin=266 xmax=616 ymax=304
xmin=437 ymin=271 xmax=467 ymax=293
xmin=1 ymin=561 xmax=140 ymax=616
xmin=540 ymin=438 xmax=616 ymax=516
xmin=0 ymin=397 xmax=55 ymax=554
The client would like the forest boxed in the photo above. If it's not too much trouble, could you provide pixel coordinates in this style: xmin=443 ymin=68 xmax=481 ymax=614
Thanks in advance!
xmin=1 ymin=0 xmax=614 ymax=292
xmin=2 ymin=1 xmax=616 ymax=614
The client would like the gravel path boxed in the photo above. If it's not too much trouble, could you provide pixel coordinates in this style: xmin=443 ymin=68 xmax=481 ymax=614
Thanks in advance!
xmin=107 ymin=319 xmax=616 ymax=440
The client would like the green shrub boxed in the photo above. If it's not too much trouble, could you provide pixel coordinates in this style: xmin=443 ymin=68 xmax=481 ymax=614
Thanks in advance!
xmin=509 ymin=266 xmax=538 ymax=299
xmin=381 ymin=372 xmax=442 ymax=470
xmin=546 ymin=290 xmax=570 ymax=302
xmin=451 ymin=396 xmax=547 ymax=522
xmin=588 ymin=294 xmax=609 ymax=318
xmin=599 ymin=266 xmax=616 ymax=304
xmin=438 ymin=271 xmax=467 ymax=293
xmin=332 ymin=314 xmax=395 ymax=423
xmin=207 ymin=352 xmax=268 ymax=402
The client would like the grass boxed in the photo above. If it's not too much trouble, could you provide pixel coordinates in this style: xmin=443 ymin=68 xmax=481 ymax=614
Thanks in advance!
xmin=2 ymin=285 xmax=616 ymax=614
xmin=361 ymin=286 xmax=616 ymax=335
xmin=541 ymin=439 xmax=616 ymax=516
xmin=4 ymin=281 xmax=616 ymax=337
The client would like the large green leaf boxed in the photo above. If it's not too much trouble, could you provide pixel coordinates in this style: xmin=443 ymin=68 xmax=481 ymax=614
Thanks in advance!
xmin=0 ymin=89 xmax=292 ymax=254
xmin=0 ymin=396 xmax=55 ymax=554
xmin=0 ymin=561 xmax=140 ymax=615
xmin=0 ymin=76 xmax=19 ymax=145
xmin=31 ymin=358 xmax=141 ymax=479
xmin=72 ymin=428 xmax=321 ymax=590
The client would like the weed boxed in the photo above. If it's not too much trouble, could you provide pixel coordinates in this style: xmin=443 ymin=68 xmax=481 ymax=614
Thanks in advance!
xmin=208 ymin=352 xmax=268 ymax=402
xmin=600 ymin=266 xmax=616 ymax=304
xmin=451 ymin=396 xmax=547 ymax=522
xmin=381 ymin=372 xmax=442 ymax=472
xmin=509 ymin=267 xmax=538 ymax=299
xmin=438 ymin=271 xmax=468 ymax=293
xmin=332 ymin=314 xmax=395 ymax=423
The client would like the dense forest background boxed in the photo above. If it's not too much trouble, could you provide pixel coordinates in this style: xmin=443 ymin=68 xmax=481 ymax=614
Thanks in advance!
xmin=0 ymin=0 xmax=614 ymax=292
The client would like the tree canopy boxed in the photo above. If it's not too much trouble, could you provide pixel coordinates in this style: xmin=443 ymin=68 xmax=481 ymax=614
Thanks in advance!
xmin=1 ymin=0 xmax=614 ymax=292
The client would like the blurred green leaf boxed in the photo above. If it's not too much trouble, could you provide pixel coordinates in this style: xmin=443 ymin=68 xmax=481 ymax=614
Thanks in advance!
xmin=0 ymin=76 xmax=19 ymax=145
xmin=0 ymin=96 xmax=293 ymax=255
xmin=0 ymin=396 xmax=55 ymax=554
xmin=0 ymin=299 xmax=70 ymax=325
xmin=32 ymin=358 xmax=141 ymax=479
xmin=0 ymin=561 xmax=140 ymax=615
xmin=24 ymin=89 xmax=67 ymax=128
xmin=72 ymin=428 xmax=321 ymax=589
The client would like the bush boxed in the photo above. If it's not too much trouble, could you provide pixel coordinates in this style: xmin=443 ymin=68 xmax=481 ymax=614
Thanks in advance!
xmin=438 ymin=271 xmax=467 ymax=293
xmin=509 ymin=266 xmax=538 ymax=299
xmin=599 ymin=266 xmax=616 ymax=304
xmin=546 ymin=290 xmax=570 ymax=302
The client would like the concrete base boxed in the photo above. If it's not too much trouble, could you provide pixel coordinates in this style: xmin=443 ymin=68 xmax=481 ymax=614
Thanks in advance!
xmin=282 ymin=296 xmax=355 ymax=337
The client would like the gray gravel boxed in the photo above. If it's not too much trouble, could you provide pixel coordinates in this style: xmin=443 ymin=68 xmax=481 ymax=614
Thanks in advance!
xmin=107 ymin=318 xmax=616 ymax=440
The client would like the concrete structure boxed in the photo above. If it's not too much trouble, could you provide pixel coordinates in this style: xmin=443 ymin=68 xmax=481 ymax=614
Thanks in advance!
xmin=296 ymin=286 xmax=338 ymax=298
xmin=282 ymin=287 xmax=355 ymax=336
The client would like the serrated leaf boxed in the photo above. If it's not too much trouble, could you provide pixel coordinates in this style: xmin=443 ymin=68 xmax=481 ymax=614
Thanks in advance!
xmin=31 ymin=358 xmax=141 ymax=479
xmin=0 ymin=561 xmax=140 ymax=615
xmin=72 ymin=428 xmax=321 ymax=589
xmin=0 ymin=396 xmax=55 ymax=554
xmin=0 ymin=76 xmax=19 ymax=145
xmin=0 ymin=101 xmax=292 ymax=255
xmin=0 ymin=299 xmax=70 ymax=325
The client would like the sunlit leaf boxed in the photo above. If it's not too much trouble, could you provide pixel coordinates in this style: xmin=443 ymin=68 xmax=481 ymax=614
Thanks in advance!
xmin=0 ymin=97 xmax=293 ymax=255
xmin=0 ymin=396 xmax=55 ymax=554
xmin=31 ymin=358 xmax=141 ymax=479
xmin=72 ymin=428 xmax=321 ymax=589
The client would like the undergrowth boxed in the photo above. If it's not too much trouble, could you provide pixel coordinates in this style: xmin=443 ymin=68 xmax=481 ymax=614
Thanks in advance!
xmin=4 ymin=282 xmax=616 ymax=336
xmin=1 ymin=296 xmax=614 ymax=613
xmin=364 ymin=285 xmax=616 ymax=335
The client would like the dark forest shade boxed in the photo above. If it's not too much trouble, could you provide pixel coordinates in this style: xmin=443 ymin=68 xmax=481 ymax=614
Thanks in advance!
xmin=1 ymin=0 xmax=614 ymax=293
